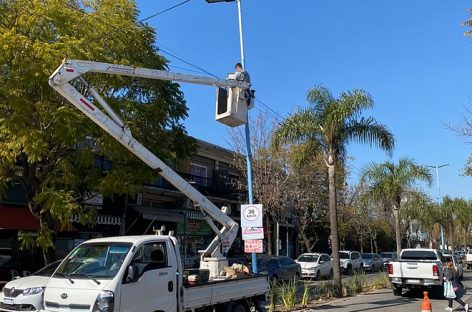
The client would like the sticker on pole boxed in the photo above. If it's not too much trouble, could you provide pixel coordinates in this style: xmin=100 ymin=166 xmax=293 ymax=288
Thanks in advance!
xmin=244 ymin=240 xmax=263 ymax=253
xmin=241 ymin=204 xmax=263 ymax=228
xmin=242 ymin=227 xmax=264 ymax=240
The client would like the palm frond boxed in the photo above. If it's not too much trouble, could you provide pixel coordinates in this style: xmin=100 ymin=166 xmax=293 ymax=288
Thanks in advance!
xmin=338 ymin=89 xmax=374 ymax=118
xmin=306 ymin=86 xmax=334 ymax=112
xmin=272 ymin=108 xmax=321 ymax=149
xmin=344 ymin=117 xmax=395 ymax=154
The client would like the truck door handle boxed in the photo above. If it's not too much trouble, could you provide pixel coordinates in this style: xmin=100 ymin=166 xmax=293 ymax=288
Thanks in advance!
xmin=168 ymin=281 xmax=173 ymax=292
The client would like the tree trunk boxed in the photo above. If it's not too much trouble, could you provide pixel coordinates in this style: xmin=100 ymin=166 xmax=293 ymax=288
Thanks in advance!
xmin=266 ymin=216 xmax=273 ymax=256
xmin=302 ymin=232 xmax=312 ymax=252
xmin=38 ymin=211 xmax=56 ymax=265
xmin=393 ymin=204 xmax=402 ymax=259
xmin=359 ymin=234 xmax=363 ymax=253
xmin=327 ymin=159 xmax=342 ymax=298
xmin=119 ymin=195 xmax=128 ymax=236
xmin=464 ymin=227 xmax=468 ymax=252
xmin=449 ymin=225 xmax=455 ymax=255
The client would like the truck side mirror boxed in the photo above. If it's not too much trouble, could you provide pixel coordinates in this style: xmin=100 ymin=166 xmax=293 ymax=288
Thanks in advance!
xmin=126 ymin=265 xmax=139 ymax=283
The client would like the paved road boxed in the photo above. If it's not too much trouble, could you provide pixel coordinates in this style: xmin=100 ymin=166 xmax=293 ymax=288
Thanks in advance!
xmin=306 ymin=270 xmax=472 ymax=312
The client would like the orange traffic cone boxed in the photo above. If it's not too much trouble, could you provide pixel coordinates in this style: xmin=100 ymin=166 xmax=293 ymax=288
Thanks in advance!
xmin=422 ymin=291 xmax=432 ymax=312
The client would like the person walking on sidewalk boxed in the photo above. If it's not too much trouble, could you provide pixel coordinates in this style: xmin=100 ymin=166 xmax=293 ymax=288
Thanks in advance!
xmin=445 ymin=261 xmax=468 ymax=311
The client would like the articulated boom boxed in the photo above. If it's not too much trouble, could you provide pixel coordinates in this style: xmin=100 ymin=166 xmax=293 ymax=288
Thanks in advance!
xmin=49 ymin=60 xmax=246 ymax=276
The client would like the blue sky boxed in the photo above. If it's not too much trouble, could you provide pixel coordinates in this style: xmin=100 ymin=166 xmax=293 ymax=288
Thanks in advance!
xmin=136 ymin=0 xmax=472 ymax=200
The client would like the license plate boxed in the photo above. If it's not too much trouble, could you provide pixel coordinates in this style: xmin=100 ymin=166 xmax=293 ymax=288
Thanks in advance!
xmin=3 ymin=297 xmax=14 ymax=305
xmin=406 ymin=279 xmax=420 ymax=284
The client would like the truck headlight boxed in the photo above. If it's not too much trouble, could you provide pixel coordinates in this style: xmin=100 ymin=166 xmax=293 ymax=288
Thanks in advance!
xmin=23 ymin=287 xmax=45 ymax=296
xmin=93 ymin=290 xmax=114 ymax=312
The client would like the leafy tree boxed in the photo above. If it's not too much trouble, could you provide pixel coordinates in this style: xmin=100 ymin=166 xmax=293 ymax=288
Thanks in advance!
xmin=229 ymin=113 xmax=289 ymax=255
xmin=0 ymin=0 xmax=194 ymax=262
xmin=361 ymin=158 xmax=432 ymax=258
xmin=401 ymin=191 xmax=437 ymax=248
xmin=272 ymin=86 xmax=394 ymax=297
xmin=439 ymin=196 xmax=468 ymax=254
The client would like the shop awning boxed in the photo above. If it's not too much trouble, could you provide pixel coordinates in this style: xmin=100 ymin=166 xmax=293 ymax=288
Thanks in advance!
xmin=133 ymin=206 xmax=184 ymax=223
xmin=0 ymin=205 xmax=40 ymax=231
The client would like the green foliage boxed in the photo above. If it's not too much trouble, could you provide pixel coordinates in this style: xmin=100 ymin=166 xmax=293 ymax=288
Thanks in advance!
xmin=269 ymin=281 xmax=279 ymax=312
xmin=348 ymin=270 xmax=366 ymax=293
xmin=0 ymin=0 xmax=194 ymax=255
xmin=301 ymin=281 xmax=311 ymax=307
xmin=279 ymin=279 xmax=297 ymax=310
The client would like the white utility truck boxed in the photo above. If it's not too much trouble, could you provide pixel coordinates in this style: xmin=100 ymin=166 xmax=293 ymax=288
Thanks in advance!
xmin=43 ymin=60 xmax=268 ymax=312
xmin=388 ymin=248 xmax=445 ymax=297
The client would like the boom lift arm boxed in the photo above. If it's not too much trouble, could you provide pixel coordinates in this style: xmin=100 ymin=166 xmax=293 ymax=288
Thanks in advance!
xmin=49 ymin=60 xmax=250 ymax=276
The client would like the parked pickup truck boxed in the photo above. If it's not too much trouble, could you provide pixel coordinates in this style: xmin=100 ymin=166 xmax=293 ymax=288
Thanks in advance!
xmin=388 ymin=248 xmax=445 ymax=297
xmin=40 ymin=235 xmax=269 ymax=312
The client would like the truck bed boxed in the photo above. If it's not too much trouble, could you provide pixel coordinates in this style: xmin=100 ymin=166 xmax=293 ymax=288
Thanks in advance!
xmin=183 ymin=275 xmax=269 ymax=310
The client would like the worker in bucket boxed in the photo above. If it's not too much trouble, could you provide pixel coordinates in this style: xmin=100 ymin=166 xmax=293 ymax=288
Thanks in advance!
xmin=234 ymin=63 xmax=253 ymax=106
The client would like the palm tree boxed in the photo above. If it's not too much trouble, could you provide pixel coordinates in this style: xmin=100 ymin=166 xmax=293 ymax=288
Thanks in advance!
xmin=361 ymin=158 xmax=432 ymax=258
xmin=272 ymin=86 xmax=394 ymax=297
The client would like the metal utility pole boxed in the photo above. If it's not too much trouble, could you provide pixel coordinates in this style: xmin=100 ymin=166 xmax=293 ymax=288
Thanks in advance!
xmin=205 ymin=0 xmax=257 ymax=273
xmin=426 ymin=164 xmax=449 ymax=254
xmin=236 ymin=0 xmax=258 ymax=274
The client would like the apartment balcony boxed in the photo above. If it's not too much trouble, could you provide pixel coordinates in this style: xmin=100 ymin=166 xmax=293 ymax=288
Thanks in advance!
xmin=146 ymin=170 xmax=242 ymax=201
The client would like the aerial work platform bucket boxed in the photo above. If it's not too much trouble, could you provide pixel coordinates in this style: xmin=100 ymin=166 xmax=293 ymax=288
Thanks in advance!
xmin=215 ymin=87 xmax=248 ymax=127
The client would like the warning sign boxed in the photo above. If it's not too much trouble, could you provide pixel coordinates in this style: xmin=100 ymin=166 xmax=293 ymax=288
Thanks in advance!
xmin=244 ymin=240 xmax=263 ymax=253
xmin=241 ymin=204 xmax=263 ymax=228
xmin=242 ymin=227 xmax=264 ymax=240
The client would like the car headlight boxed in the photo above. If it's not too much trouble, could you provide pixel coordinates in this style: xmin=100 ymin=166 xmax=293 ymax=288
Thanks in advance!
xmin=307 ymin=267 xmax=317 ymax=271
xmin=23 ymin=287 xmax=45 ymax=296
xmin=93 ymin=290 xmax=114 ymax=312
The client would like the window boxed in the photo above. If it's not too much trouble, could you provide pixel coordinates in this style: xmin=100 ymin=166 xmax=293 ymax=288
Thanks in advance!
xmin=351 ymin=253 xmax=360 ymax=260
xmin=281 ymin=258 xmax=294 ymax=266
xmin=190 ymin=163 xmax=208 ymax=186
xmin=401 ymin=250 xmax=438 ymax=261
xmin=321 ymin=255 xmax=331 ymax=262
xmin=297 ymin=255 xmax=318 ymax=263
xmin=131 ymin=242 xmax=168 ymax=275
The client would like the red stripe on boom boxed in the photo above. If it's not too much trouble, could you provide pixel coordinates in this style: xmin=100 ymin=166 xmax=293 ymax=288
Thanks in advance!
xmin=80 ymin=98 xmax=95 ymax=111
xmin=65 ymin=68 xmax=74 ymax=72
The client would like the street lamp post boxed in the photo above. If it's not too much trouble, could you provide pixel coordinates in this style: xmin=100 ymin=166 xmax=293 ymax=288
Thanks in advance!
xmin=426 ymin=164 xmax=449 ymax=254
xmin=205 ymin=0 xmax=257 ymax=274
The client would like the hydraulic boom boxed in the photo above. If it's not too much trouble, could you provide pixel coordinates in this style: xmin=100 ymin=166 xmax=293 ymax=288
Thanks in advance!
xmin=49 ymin=59 xmax=249 ymax=277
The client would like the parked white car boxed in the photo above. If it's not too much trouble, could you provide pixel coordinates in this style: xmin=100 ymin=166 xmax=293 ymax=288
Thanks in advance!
xmin=339 ymin=251 xmax=363 ymax=275
xmin=0 ymin=260 xmax=61 ymax=312
xmin=296 ymin=253 xmax=333 ymax=280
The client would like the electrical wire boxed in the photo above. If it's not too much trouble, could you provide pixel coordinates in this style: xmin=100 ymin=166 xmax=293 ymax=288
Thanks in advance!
xmin=139 ymin=0 xmax=192 ymax=23
xmin=57 ymin=1 xmax=287 ymax=125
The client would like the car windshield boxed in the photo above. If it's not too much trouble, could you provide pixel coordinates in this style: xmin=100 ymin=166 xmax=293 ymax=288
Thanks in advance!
xmin=54 ymin=243 xmax=131 ymax=279
xmin=362 ymin=254 xmax=373 ymax=260
xmin=443 ymin=255 xmax=453 ymax=262
xmin=257 ymin=258 xmax=276 ymax=269
xmin=297 ymin=255 xmax=318 ymax=263
xmin=339 ymin=252 xmax=349 ymax=259
xmin=33 ymin=260 xmax=62 ymax=277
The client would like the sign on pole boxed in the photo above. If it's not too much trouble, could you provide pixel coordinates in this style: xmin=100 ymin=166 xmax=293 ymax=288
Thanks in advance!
xmin=244 ymin=239 xmax=263 ymax=253
xmin=242 ymin=227 xmax=264 ymax=240
xmin=241 ymin=204 xmax=263 ymax=228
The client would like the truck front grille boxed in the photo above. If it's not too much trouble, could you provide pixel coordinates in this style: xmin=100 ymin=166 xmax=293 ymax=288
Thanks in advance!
xmin=2 ymin=288 xmax=23 ymax=298
xmin=45 ymin=301 xmax=90 ymax=310
xmin=0 ymin=302 xmax=36 ymax=311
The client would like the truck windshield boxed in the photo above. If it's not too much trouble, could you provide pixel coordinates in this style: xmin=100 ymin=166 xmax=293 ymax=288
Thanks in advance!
xmin=54 ymin=243 xmax=132 ymax=279
xmin=401 ymin=250 xmax=437 ymax=261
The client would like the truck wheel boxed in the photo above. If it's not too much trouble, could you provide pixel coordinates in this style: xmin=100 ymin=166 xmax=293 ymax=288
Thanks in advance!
xmin=345 ymin=265 xmax=352 ymax=275
xmin=315 ymin=270 xmax=321 ymax=280
xmin=392 ymin=286 xmax=402 ymax=296
xmin=232 ymin=303 xmax=249 ymax=312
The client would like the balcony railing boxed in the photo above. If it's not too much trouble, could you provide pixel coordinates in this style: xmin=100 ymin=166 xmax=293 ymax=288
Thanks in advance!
xmin=146 ymin=170 xmax=241 ymax=201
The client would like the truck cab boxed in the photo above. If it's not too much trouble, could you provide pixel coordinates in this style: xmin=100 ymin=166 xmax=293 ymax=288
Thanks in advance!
xmin=42 ymin=236 xmax=180 ymax=312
